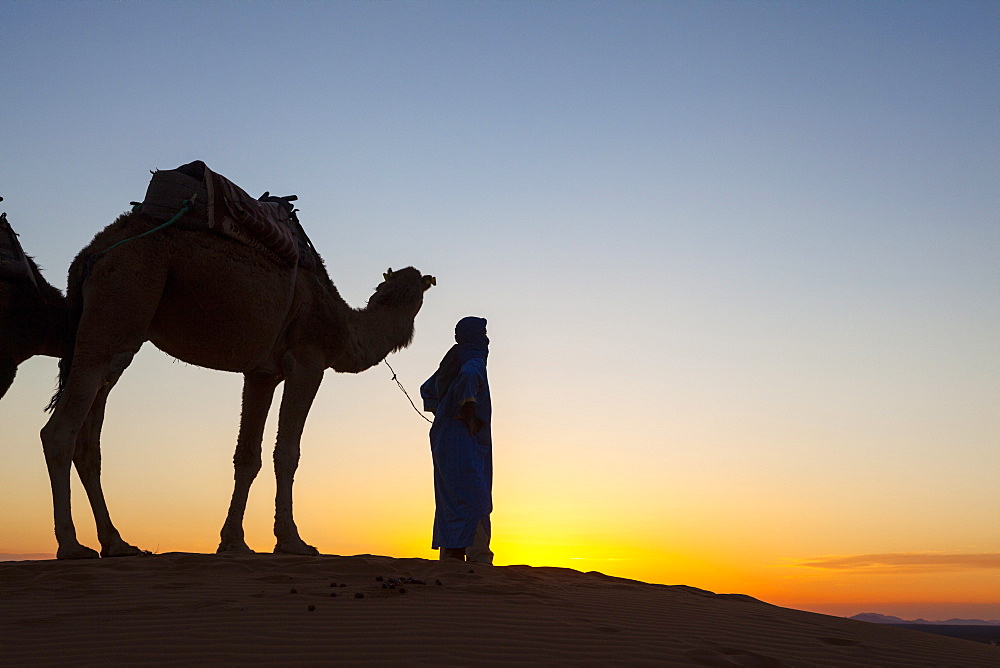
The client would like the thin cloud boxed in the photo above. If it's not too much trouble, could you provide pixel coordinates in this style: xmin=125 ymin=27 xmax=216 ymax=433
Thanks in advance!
xmin=799 ymin=553 xmax=1000 ymax=573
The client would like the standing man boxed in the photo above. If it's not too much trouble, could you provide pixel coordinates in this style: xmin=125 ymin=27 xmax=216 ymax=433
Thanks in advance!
xmin=420 ymin=316 xmax=493 ymax=564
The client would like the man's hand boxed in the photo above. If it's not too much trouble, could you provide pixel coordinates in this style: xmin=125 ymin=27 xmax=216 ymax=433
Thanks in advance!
xmin=458 ymin=401 xmax=484 ymax=436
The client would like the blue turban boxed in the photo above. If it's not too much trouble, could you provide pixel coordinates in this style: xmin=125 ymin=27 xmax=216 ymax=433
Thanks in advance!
xmin=454 ymin=316 xmax=489 ymax=364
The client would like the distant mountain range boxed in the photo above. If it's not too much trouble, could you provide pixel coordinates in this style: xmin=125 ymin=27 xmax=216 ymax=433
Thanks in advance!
xmin=851 ymin=613 xmax=1000 ymax=626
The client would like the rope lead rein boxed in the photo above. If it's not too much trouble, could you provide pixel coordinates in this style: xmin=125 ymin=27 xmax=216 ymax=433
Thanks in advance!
xmin=383 ymin=359 xmax=433 ymax=424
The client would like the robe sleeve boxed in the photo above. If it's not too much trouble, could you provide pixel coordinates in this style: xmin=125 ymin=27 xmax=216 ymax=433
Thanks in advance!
xmin=451 ymin=359 xmax=486 ymax=412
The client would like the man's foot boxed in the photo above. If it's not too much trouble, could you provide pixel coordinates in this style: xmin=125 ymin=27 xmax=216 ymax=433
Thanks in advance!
xmin=440 ymin=547 xmax=466 ymax=561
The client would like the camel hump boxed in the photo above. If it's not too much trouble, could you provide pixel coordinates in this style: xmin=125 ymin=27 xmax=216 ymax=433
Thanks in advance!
xmin=0 ymin=211 xmax=39 ymax=287
xmin=136 ymin=161 xmax=302 ymax=267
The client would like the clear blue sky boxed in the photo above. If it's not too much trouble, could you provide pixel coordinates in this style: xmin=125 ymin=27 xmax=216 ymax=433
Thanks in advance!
xmin=2 ymin=1 xmax=998 ymax=620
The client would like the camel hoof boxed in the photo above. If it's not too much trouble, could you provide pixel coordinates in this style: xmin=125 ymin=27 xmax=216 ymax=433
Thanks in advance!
xmin=101 ymin=543 xmax=148 ymax=558
xmin=273 ymin=541 xmax=320 ymax=556
xmin=217 ymin=541 xmax=256 ymax=555
xmin=56 ymin=544 xmax=100 ymax=560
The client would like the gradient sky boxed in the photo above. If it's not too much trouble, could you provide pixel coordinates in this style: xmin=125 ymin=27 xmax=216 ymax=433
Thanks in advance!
xmin=2 ymin=1 xmax=997 ymax=621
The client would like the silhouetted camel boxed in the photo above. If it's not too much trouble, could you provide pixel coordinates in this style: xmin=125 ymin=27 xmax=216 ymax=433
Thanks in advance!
xmin=40 ymin=203 xmax=434 ymax=559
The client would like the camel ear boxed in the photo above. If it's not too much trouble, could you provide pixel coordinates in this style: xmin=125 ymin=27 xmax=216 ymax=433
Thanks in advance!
xmin=423 ymin=275 xmax=436 ymax=288
xmin=383 ymin=268 xmax=393 ymax=281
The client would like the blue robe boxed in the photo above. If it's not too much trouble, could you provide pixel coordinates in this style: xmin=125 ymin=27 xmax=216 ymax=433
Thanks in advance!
xmin=421 ymin=353 xmax=492 ymax=549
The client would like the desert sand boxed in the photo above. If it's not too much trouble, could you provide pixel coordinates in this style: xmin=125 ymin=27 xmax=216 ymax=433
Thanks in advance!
xmin=0 ymin=552 xmax=996 ymax=666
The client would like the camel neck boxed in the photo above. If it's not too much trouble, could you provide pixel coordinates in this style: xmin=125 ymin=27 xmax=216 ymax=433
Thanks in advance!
xmin=328 ymin=303 xmax=416 ymax=374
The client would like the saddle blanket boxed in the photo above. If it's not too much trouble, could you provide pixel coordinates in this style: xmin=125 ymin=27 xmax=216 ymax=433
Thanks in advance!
xmin=139 ymin=161 xmax=299 ymax=266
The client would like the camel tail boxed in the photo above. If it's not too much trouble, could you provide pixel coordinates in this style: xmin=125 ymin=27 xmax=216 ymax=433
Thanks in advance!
xmin=45 ymin=356 xmax=72 ymax=413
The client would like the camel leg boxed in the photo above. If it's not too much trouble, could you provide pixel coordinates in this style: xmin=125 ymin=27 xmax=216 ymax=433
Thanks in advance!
xmin=272 ymin=353 xmax=324 ymax=555
xmin=72 ymin=360 xmax=145 ymax=557
xmin=40 ymin=359 xmax=124 ymax=559
xmin=218 ymin=372 xmax=280 ymax=554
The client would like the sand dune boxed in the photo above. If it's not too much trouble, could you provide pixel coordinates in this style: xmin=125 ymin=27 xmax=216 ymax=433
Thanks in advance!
xmin=1 ymin=552 xmax=996 ymax=666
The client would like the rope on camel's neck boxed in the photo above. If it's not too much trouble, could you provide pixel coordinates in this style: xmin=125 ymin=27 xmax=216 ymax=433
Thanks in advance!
xmin=383 ymin=358 xmax=432 ymax=423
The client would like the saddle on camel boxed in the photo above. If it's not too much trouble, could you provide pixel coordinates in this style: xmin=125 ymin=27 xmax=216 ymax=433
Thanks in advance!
xmin=135 ymin=160 xmax=322 ymax=273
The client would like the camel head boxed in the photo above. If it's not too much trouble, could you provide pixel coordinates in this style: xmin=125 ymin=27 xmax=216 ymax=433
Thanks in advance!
xmin=375 ymin=267 xmax=435 ymax=305
xmin=367 ymin=267 xmax=435 ymax=353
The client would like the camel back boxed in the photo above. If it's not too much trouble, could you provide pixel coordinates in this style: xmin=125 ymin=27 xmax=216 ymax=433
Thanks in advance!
xmin=136 ymin=161 xmax=305 ymax=267
xmin=0 ymin=212 xmax=39 ymax=287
